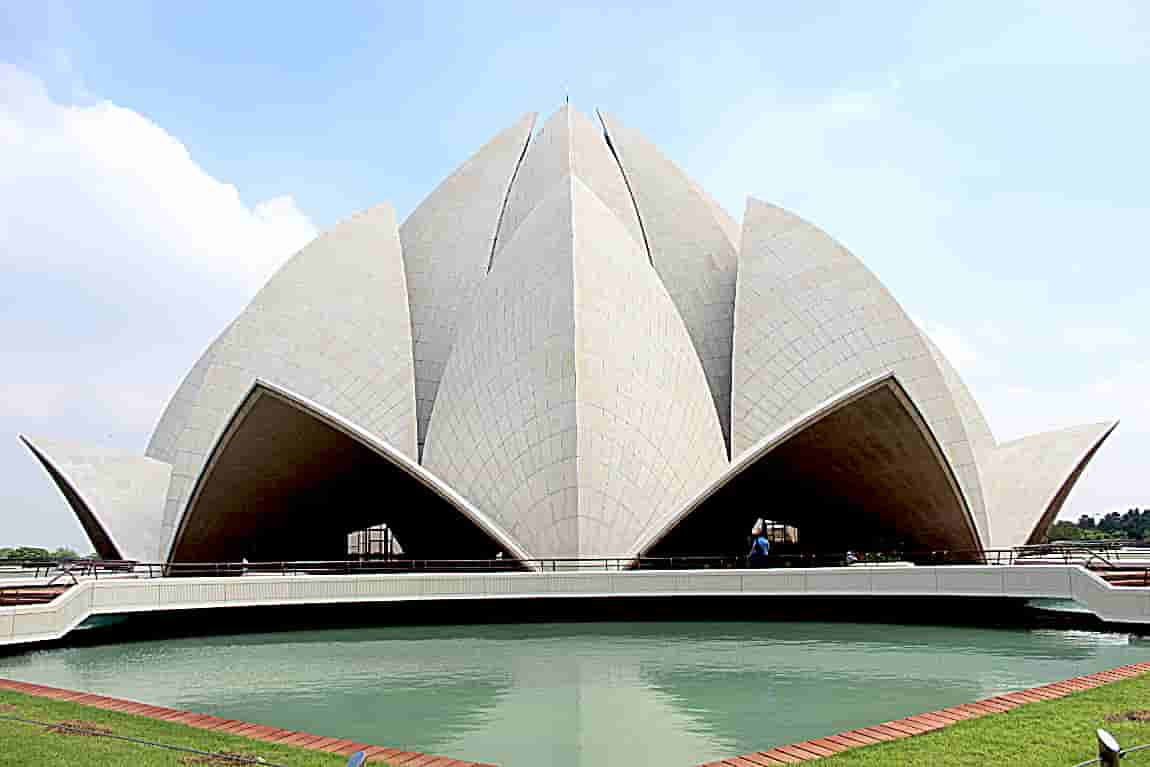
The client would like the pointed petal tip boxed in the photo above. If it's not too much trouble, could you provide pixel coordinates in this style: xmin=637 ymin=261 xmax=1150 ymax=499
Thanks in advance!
xmin=541 ymin=103 xmax=571 ymax=121
xmin=17 ymin=434 xmax=45 ymax=461
xmin=542 ymin=103 xmax=598 ymax=129
xmin=513 ymin=110 xmax=539 ymax=132
xmin=348 ymin=201 xmax=396 ymax=220
xmin=1008 ymin=419 xmax=1120 ymax=447
xmin=310 ymin=202 xmax=399 ymax=247
xmin=1090 ymin=419 xmax=1120 ymax=447
xmin=743 ymin=195 xmax=772 ymax=218
xmin=744 ymin=196 xmax=790 ymax=217
xmin=1083 ymin=420 xmax=1120 ymax=443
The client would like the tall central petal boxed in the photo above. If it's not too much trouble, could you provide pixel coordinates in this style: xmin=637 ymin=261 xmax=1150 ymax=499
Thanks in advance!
xmin=422 ymin=108 xmax=727 ymax=559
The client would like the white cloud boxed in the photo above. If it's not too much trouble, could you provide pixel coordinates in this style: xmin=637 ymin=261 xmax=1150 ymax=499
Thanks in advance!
xmin=0 ymin=63 xmax=317 ymax=549
xmin=0 ymin=64 xmax=315 ymax=296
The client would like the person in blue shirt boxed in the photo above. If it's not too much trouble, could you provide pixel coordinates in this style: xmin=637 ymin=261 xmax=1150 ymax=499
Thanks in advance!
xmin=748 ymin=519 xmax=770 ymax=568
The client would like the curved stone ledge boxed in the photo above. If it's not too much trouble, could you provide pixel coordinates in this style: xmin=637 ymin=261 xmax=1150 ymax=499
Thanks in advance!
xmin=3 ymin=565 xmax=1149 ymax=649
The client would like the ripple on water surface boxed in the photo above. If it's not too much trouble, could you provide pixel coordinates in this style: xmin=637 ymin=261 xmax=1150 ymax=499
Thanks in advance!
xmin=2 ymin=621 xmax=1149 ymax=767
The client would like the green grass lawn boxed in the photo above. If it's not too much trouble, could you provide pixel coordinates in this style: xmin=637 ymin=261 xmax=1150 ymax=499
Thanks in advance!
xmin=816 ymin=672 xmax=1150 ymax=767
xmin=0 ymin=688 xmax=361 ymax=767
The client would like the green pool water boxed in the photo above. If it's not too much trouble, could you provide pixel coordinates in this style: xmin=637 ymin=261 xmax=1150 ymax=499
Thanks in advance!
xmin=3 ymin=621 xmax=1149 ymax=766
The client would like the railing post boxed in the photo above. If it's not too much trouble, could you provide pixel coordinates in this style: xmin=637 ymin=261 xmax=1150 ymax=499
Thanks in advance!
xmin=1098 ymin=728 xmax=1121 ymax=767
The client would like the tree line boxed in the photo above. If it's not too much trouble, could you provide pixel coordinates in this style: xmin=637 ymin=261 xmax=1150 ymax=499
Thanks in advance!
xmin=1048 ymin=509 xmax=1150 ymax=542
xmin=0 ymin=546 xmax=89 ymax=560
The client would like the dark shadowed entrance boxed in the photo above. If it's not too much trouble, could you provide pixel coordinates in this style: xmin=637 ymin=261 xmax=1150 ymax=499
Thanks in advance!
xmin=644 ymin=377 xmax=982 ymax=562
xmin=169 ymin=384 xmax=521 ymax=563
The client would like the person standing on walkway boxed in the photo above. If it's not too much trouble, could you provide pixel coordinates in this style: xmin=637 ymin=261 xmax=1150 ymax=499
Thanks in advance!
xmin=748 ymin=519 xmax=770 ymax=568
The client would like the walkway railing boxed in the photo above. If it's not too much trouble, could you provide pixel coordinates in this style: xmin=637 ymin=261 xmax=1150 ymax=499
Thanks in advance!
xmin=1 ymin=551 xmax=945 ymax=579
xmin=5 ymin=544 xmax=1150 ymax=584
xmin=1072 ymin=729 xmax=1150 ymax=767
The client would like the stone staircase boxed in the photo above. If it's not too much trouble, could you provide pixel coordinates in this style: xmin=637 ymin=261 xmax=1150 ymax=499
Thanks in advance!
xmin=0 ymin=584 xmax=71 ymax=606
xmin=1096 ymin=570 xmax=1150 ymax=588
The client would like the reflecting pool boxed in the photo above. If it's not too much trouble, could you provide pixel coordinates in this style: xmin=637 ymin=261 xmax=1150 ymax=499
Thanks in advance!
xmin=2 ymin=622 xmax=1149 ymax=767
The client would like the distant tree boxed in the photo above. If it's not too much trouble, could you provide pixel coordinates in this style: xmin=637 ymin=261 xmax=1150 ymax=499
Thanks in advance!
xmin=1048 ymin=521 xmax=1087 ymax=541
xmin=1051 ymin=509 xmax=1149 ymax=542
xmin=1136 ymin=509 xmax=1149 ymax=540
xmin=0 ymin=546 xmax=52 ymax=560
xmin=1098 ymin=511 xmax=1124 ymax=535
xmin=0 ymin=546 xmax=90 ymax=560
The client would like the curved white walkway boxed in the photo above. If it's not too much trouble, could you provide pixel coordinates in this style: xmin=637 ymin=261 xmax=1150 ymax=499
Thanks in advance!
xmin=2 ymin=565 xmax=1148 ymax=648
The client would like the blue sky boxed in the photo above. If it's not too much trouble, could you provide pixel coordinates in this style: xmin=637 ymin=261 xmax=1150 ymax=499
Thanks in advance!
xmin=1 ymin=1 xmax=1146 ymax=551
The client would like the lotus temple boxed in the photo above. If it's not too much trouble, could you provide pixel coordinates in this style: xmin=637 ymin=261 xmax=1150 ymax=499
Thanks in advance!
xmin=20 ymin=106 xmax=1117 ymax=567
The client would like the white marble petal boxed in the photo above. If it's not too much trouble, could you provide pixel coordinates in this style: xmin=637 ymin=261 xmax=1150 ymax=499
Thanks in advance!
xmin=22 ymin=436 xmax=171 ymax=562
xmin=146 ymin=204 xmax=417 ymax=559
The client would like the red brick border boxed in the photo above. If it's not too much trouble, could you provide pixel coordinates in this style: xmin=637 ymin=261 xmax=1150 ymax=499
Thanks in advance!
xmin=697 ymin=661 xmax=1150 ymax=766
xmin=7 ymin=662 xmax=1150 ymax=766
xmin=0 ymin=678 xmax=494 ymax=766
